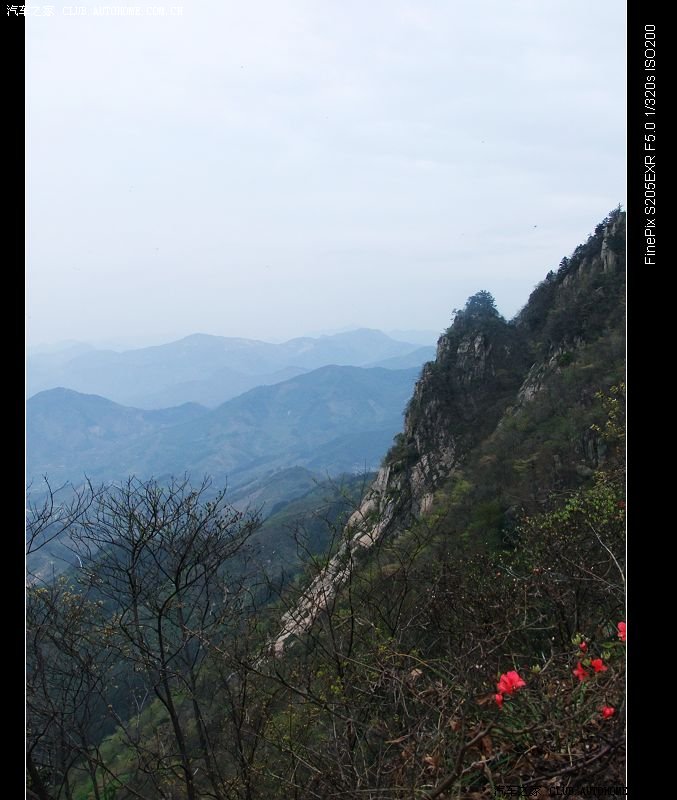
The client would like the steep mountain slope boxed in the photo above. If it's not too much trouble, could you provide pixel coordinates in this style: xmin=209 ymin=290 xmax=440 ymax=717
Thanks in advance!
xmin=259 ymin=210 xmax=625 ymax=795
xmin=273 ymin=207 xmax=626 ymax=651
xmin=355 ymin=208 xmax=625 ymax=548
xmin=27 ymin=366 xmax=420 ymax=489
xmin=27 ymin=328 xmax=423 ymax=408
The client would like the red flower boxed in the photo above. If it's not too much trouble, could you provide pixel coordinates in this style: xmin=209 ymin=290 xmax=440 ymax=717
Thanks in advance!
xmin=617 ymin=500 xmax=625 ymax=509
xmin=590 ymin=658 xmax=608 ymax=673
xmin=573 ymin=662 xmax=589 ymax=681
xmin=496 ymin=670 xmax=526 ymax=695
xmin=579 ymin=642 xmax=588 ymax=652
xmin=617 ymin=621 xmax=626 ymax=642
xmin=601 ymin=706 xmax=615 ymax=719
xmin=494 ymin=693 xmax=504 ymax=709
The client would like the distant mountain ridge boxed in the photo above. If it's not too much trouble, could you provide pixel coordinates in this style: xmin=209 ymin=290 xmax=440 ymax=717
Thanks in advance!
xmin=28 ymin=328 xmax=430 ymax=409
xmin=27 ymin=365 xmax=421 ymax=490
xmin=27 ymin=388 xmax=208 ymax=483
xmin=366 ymin=346 xmax=436 ymax=370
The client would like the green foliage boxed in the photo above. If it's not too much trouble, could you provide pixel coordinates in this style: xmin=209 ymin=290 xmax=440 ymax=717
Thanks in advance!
xmin=453 ymin=289 xmax=502 ymax=324
xmin=255 ymin=453 xmax=625 ymax=794
xmin=27 ymin=210 xmax=626 ymax=797
xmin=517 ymin=208 xmax=625 ymax=353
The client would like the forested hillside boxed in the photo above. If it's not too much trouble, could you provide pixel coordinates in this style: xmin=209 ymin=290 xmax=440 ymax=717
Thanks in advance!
xmin=26 ymin=208 xmax=626 ymax=799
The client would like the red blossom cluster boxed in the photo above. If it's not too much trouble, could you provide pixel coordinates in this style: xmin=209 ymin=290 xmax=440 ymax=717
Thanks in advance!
xmin=491 ymin=622 xmax=625 ymax=718
xmin=494 ymin=670 xmax=526 ymax=708
xmin=572 ymin=621 xmax=624 ymax=719
xmin=573 ymin=657 xmax=609 ymax=681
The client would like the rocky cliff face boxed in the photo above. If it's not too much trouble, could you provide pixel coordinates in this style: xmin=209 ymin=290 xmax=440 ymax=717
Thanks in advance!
xmin=272 ymin=303 xmax=530 ymax=654
xmin=272 ymin=209 xmax=625 ymax=655
xmin=364 ymin=316 xmax=529 ymax=523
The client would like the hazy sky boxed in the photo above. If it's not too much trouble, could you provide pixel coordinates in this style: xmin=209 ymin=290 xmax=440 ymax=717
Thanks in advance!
xmin=26 ymin=0 xmax=626 ymax=348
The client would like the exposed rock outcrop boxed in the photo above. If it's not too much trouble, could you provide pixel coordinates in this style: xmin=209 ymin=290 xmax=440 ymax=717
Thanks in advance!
xmin=272 ymin=305 xmax=529 ymax=654
xmin=271 ymin=210 xmax=625 ymax=656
